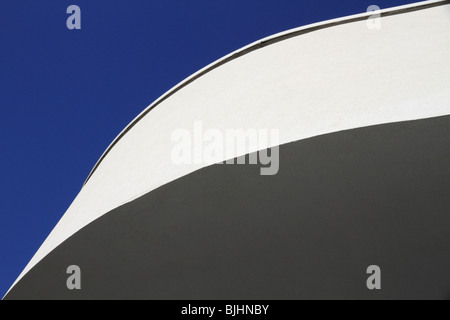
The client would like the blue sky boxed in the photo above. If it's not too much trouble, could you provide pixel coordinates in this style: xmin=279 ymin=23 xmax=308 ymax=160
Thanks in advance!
xmin=0 ymin=0 xmax=420 ymax=297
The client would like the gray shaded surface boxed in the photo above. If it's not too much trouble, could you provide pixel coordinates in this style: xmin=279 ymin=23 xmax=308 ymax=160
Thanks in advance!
xmin=6 ymin=115 xmax=450 ymax=299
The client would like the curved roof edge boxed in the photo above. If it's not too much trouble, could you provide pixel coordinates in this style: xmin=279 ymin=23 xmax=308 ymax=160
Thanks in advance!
xmin=82 ymin=0 xmax=450 ymax=187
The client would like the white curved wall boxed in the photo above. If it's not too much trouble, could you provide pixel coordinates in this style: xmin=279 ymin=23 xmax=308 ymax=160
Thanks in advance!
xmin=7 ymin=0 xmax=450 ymax=296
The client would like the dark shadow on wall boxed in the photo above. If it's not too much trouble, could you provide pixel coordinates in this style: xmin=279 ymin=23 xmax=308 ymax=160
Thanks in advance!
xmin=5 ymin=115 xmax=450 ymax=300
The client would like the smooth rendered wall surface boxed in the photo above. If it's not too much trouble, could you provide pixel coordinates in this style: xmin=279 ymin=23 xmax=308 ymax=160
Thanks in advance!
xmin=5 ymin=115 xmax=450 ymax=299
xmin=6 ymin=0 xmax=450 ymax=297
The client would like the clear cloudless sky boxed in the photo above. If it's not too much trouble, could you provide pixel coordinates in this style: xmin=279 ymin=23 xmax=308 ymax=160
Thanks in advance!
xmin=0 ymin=0 xmax=421 ymax=297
